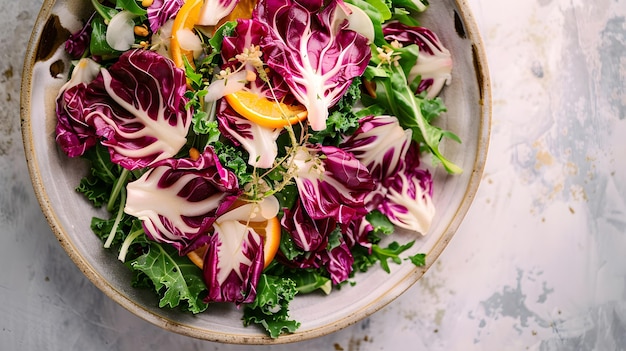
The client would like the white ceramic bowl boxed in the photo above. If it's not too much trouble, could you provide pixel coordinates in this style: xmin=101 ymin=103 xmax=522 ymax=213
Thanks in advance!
xmin=21 ymin=0 xmax=491 ymax=344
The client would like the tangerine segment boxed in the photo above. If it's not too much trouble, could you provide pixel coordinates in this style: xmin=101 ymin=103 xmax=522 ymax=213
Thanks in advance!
xmin=171 ymin=0 xmax=204 ymax=69
xmin=186 ymin=216 xmax=281 ymax=270
xmin=224 ymin=91 xmax=308 ymax=129
xmin=187 ymin=245 xmax=207 ymax=269
xmin=249 ymin=216 xmax=281 ymax=268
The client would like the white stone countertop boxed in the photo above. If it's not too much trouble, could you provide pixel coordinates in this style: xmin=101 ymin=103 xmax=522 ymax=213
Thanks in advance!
xmin=2 ymin=0 xmax=626 ymax=350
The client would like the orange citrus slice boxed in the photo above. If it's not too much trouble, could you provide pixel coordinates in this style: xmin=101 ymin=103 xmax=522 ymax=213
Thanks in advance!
xmin=224 ymin=91 xmax=308 ymax=128
xmin=171 ymin=0 xmax=204 ymax=69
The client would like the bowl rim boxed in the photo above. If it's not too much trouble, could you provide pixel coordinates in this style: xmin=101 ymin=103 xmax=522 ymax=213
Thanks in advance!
xmin=20 ymin=0 xmax=492 ymax=344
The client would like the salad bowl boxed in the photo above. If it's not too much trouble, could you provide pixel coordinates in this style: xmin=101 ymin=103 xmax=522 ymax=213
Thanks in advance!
xmin=21 ymin=0 xmax=491 ymax=344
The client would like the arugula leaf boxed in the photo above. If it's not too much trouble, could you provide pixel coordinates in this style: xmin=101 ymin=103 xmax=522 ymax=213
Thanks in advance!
xmin=91 ymin=0 xmax=118 ymax=22
xmin=366 ymin=210 xmax=395 ymax=238
xmin=115 ymin=0 xmax=147 ymax=16
xmin=352 ymin=240 xmax=426 ymax=274
xmin=129 ymin=242 xmax=209 ymax=314
xmin=371 ymin=241 xmax=415 ymax=273
xmin=408 ymin=253 xmax=426 ymax=267
xmin=243 ymin=274 xmax=300 ymax=338
xmin=277 ymin=229 xmax=305 ymax=261
xmin=90 ymin=14 xmax=118 ymax=57
xmin=363 ymin=44 xmax=462 ymax=174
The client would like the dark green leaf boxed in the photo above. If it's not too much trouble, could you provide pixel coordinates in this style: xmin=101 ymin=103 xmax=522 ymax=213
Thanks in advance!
xmin=290 ymin=270 xmax=332 ymax=295
xmin=366 ymin=210 xmax=395 ymax=237
xmin=129 ymin=243 xmax=209 ymax=314
xmin=90 ymin=214 xmax=139 ymax=247
xmin=90 ymin=16 xmax=119 ymax=57
xmin=115 ymin=0 xmax=147 ymax=15
xmin=243 ymin=274 xmax=300 ymax=338
xmin=76 ymin=176 xmax=110 ymax=207
xmin=408 ymin=253 xmax=426 ymax=267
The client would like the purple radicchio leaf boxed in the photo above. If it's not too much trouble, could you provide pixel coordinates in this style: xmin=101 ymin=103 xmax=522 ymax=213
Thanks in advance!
xmin=291 ymin=145 xmax=374 ymax=224
xmin=203 ymin=196 xmax=279 ymax=304
xmin=55 ymin=58 xmax=102 ymax=158
xmin=377 ymin=142 xmax=435 ymax=235
xmin=212 ymin=19 xmax=291 ymax=101
xmin=147 ymin=0 xmax=184 ymax=33
xmin=65 ymin=13 xmax=95 ymax=59
xmin=340 ymin=115 xmax=412 ymax=181
xmin=83 ymin=49 xmax=192 ymax=170
xmin=124 ymin=146 xmax=241 ymax=255
xmin=217 ymin=101 xmax=281 ymax=169
xmin=323 ymin=238 xmax=354 ymax=284
xmin=342 ymin=215 xmax=373 ymax=250
xmin=203 ymin=218 xmax=264 ymax=304
xmin=382 ymin=21 xmax=452 ymax=98
xmin=280 ymin=199 xmax=353 ymax=284
xmin=253 ymin=0 xmax=371 ymax=131
xmin=281 ymin=198 xmax=337 ymax=252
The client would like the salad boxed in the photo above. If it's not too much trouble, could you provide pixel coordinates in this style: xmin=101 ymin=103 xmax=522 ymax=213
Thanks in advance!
xmin=55 ymin=0 xmax=458 ymax=338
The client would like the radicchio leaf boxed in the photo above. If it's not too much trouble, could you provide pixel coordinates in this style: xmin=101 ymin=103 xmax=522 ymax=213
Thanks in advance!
xmin=341 ymin=115 xmax=434 ymax=234
xmin=124 ymin=146 xmax=240 ymax=255
xmin=340 ymin=115 xmax=412 ymax=180
xmin=217 ymin=19 xmax=290 ymax=100
xmin=205 ymin=220 xmax=264 ymax=304
xmin=203 ymin=196 xmax=280 ymax=304
xmin=65 ymin=13 xmax=95 ymax=59
xmin=84 ymin=49 xmax=192 ymax=170
xmin=280 ymin=199 xmax=353 ymax=284
xmin=323 ymin=237 xmax=354 ymax=284
xmin=281 ymin=199 xmax=336 ymax=252
xmin=290 ymin=145 xmax=374 ymax=224
xmin=254 ymin=0 xmax=371 ymax=130
xmin=147 ymin=0 xmax=184 ymax=33
xmin=217 ymin=101 xmax=281 ymax=169
xmin=383 ymin=21 xmax=452 ymax=98
xmin=55 ymin=58 xmax=102 ymax=158
xmin=378 ymin=142 xmax=435 ymax=234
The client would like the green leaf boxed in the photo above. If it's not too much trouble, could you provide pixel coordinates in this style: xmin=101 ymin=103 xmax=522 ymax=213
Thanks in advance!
xmin=90 ymin=214 xmax=137 ymax=247
xmin=83 ymin=142 xmax=121 ymax=185
xmin=344 ymin=0 xmax=386 ymax=45
xmin=290 ymin=270 xmax=332 ymax=295
xmin=76 ymin=176 xmax=110 ymax=207
xmin=278 ymin=230 xmax=305 ymax=261
xmin=366 ymin=210 xmax=395 ymax=237
xmin=129 ymin=243 xmax=209 ymax=314
xmin=352 ymin=240 xmax=420 ymax=274
xmin=408 ymin=253 xmax=426 ymax=267
xmin=363 ymin=51 xmax=463 ymax=174
xmin=372 ymin=241 xmax=415 ymax=273
xmin=90 ymin=16 xmax=120 ymax=59
xmin=243 ymin=274 xmax=300 ymax=338
xmin=91 ymin=0 xmax=118 ymax=22
xmin=308 ymin=79 xmax=362 ymax=145
xmin=115 ymin=0 xmax=147 ymax=16
xmin=213 ymin=141 xmax=254 ymax=185
xmin=76 ymin=144 xmax=127 ymax=207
